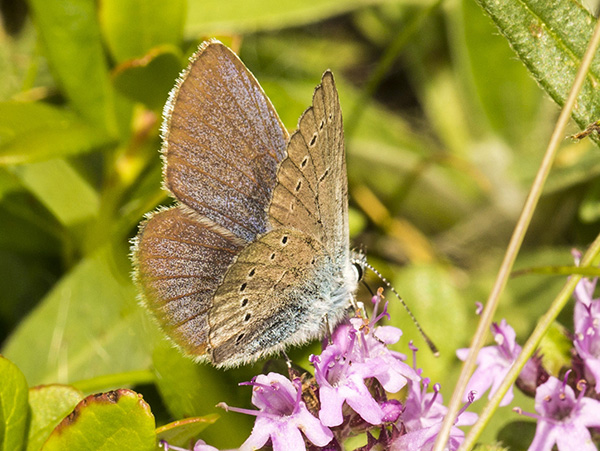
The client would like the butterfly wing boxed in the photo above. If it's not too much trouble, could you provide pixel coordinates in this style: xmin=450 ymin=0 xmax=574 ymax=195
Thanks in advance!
xmin=208 ymin=73 xmax=356 ymax=367
xmin=134 ymin=205 xmax=244 ymax=358
xmin=163 ymin=40 xmax=288 ymax=243
xmin=268 ymin=71 xmax=349 ymax=268
xmin=134 ymin=40 xmax=289 ymax=360
xmin=209 ymin=228 xmax=350 ymax=367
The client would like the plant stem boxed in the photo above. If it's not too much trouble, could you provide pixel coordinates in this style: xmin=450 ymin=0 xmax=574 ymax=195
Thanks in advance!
xmin=433 ymin=14 xmax=600 ymax=451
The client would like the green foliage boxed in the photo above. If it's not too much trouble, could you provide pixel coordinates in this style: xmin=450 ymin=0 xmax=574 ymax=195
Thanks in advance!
xmin=475 ymin=0 xmax=600 ymax=130
xmin=99 ymin=0 xmax=186 ymax=63
xmin=155 ymin=416 xmax=219 ymax=449
xmin=27 ymin=385 xmax=84 ymax=451
xmin=41 ymin=389 xmax=156 ymax=451
xmin=538 ymin=322 xmax=573 ymax=377
xmin=0 ymin=356 xmax=29 ymax=451
xmin=1 ymin=0 xmax=600 ymax=448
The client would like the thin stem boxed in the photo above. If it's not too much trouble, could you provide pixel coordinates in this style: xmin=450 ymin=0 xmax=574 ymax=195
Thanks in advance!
xmin=433 ymin=14 xmax=600 ymax=451
xmin=461 ymin=233 xmax=600 ymax=449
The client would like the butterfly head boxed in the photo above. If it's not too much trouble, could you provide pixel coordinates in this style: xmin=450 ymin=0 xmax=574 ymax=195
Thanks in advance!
xmin=350 ymin=249 xmax=367 ymax=284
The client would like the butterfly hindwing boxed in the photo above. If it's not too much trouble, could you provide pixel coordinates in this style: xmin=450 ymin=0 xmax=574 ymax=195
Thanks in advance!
xmin=134 ymin=205 xmax=245 ymax=358
xmin=135 ymin=41 xmax=290 ymax=361
xmin=208 ymin=229 xmax=341 ymax=367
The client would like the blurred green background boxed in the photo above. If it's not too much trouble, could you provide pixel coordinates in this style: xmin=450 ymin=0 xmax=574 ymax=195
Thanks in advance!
xmin=2 ymin=0 xmax=600 ymax=448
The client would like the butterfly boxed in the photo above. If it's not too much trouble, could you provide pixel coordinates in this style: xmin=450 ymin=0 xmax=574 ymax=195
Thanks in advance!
xmin=132 ymin=40 xmax=364 ymax=368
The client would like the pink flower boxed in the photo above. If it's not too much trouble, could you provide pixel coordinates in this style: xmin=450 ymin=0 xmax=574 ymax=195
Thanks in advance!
xmin=572 ymin=255 xmax=600 ymax=393
xmin=523 ymin=376 xmax=600 ymax=451
xmin=456 ymin=319 xmax=520 ymax=406
xmin=393 ymin=344 xmax=477 ymax=451
xmin=311 ymin=296 xmax=418 ymax=427
xmin=221 ymin=373 xmax=333 ymax=451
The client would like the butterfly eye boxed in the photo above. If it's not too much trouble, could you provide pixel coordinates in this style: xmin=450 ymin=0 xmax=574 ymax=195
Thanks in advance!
xmin=352 ymin=261 xmax=364 ymax=281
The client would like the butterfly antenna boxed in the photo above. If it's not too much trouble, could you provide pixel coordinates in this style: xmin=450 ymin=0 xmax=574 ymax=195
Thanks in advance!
xmin=365 ymin=262 xmax=439 ymax=357
xmin=361 ymin=279 xmax=376 ymax=297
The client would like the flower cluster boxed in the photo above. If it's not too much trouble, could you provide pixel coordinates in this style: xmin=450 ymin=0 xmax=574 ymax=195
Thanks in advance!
xmin=164 ymin=290 xmax=476 ymax=451
xmin=457 ymin=250 xmax=600 ymax=451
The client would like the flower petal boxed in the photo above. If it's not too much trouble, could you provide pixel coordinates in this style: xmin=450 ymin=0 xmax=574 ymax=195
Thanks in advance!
xmin=295 ymin=408 xmax=333 ymax=446
xmin=554 ymin=424 xmax=596 ymax=451
xmin=578 ymin=398 xmax=600 ymax=428
xmin=193 ymin=440 xmax=219 ymax=451
xmin=318 ymin=386 xmax=346 ymax=427
xmin=345 ymin=387 xmax=384 ymax=425
xmin=374 ymin=325 xmax=402 ymax=344
xmin=239 ymin=416 xmax=273 ymax=451
xmin=270 ymin=421 xmax=307 ymax=451
xmin=528 ymin=420 xmax=558 ymax=451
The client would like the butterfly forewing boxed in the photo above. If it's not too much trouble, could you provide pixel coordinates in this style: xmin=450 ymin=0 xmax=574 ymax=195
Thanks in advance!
xmin=163 ymin=41 xmax=288 ymax=243
xmin=268 ymin=72 xmax=349 ymax=268
xmin=313 ymin=72 xmax=349 ymax=265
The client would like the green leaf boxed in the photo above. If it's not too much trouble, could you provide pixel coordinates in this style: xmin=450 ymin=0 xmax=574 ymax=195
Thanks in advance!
xmin=41 ymin=389 xmax=155 ymax=451
xmin=151 ymin=342 xmax=254 ymax=449
xmin=496 ymin=420 xmax=536 ymax=451
xmin=580 ymin=178 xmax=600 ymax=222
xmin=474 ymin=0 xmax=600 ymax=131
xmin=185 ymin=0 xmax=404 ymax=34
xmin=388 ymin=263 xmax=471 ymax=382
xmin=0 ymin=168 xmax=21 ymax=200
xmin=2 ymin=244 xmax=159 ymax=386
xmin=112 ymin=47 xmax=183 ymax=110
xmin=27 ymin=0 xmax=117 ymax=133
xmin=0 ymin=180 xmax=61 ymax=254
xmin=455 ymin=0 xmax=544 ymax=146
xmin=99 ymin=0 xmax=186 ymax=63
xmin=538 ymin=322 xmax=572 ymax=377
xmin=0 ymin=355 xmax=29 ymax=451
xmin=0 ymin=22 xmax=43 ymax=101
xmin=0 ymin=102 xmax=113 ymax=165
xmin=155 ymin=416 xmax=218 ymax=449
xmin=10 ymin=159 xmax=99 ymax=228
xmin=27 ymin=385 xmax=84 ymax=451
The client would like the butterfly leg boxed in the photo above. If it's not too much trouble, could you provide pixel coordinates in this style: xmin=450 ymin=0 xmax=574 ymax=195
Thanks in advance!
xmin=281 ymin=349 xmax=293 ymax=370
xmin=324 ymin=314 xmax=334 ymax=345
